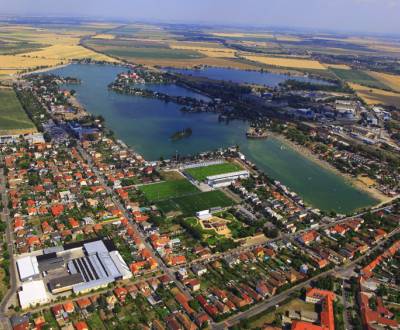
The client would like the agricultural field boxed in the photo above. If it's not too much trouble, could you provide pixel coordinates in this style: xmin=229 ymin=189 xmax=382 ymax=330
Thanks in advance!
xmin=139 ymin=179 xmax=199 ymax=202
xmin=330 ymin=68 xmax=389 ymax=89
xmin=157 ymin=190 xmax=235 ymax=216
xmin=243 ymin=55 xmax=327 ymax=70
xmin=0 ymin=24 xmax=118 ymax=77
xmin=0 ymin=87 xmax=36 ymax=134
xmin=349 ymin=83 xmax=400 ymax=107
xmin=170 ymin=42 xmax=237 ymax=58
xmin=185 ymin=162 xmax=243 ymax=181
xmin=367 ymin=71 xmax=400 ymax=93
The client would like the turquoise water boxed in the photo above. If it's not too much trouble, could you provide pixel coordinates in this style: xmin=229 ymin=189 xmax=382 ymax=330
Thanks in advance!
xmin=50 ymin=64 xmax=377 ymax=213
xmin=133 ymin=83 xmax=211 ymax=102
xmin=169 ymin=67 xmax=330 ymax=86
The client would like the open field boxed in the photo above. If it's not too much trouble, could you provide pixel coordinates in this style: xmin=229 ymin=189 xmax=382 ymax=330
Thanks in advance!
xmin=0 ymin=87 xmax=36 ymax=134
xmin=243 ymin=55 xmax=327 ymax=70
xmin=210 ymin=32 xmax=275 ymax=39
xmin=84 ymin=38 xmax=259 ymax=68
xmin=349 ymin=83 xmax=400 ymax=107
xmin=157 ymin=190 xmax=235 ymax=216
xmin=0 ymin=24 xmax=119 ymax=76
xmin=24 ymin=44 xmax=117 ymax=61
xmin=0 ymin=54 xmax=61 ymax=70
xmin=323 ymin=63 xmax=351 ymax=70
xmin=139 ymin=179 xmax=199 ymax=201
xmin=185 ymin=162 xmax=243 ymax=181
xmin=367 ymin=71 xmax=400 ymax=93
xmin=330 ymin=68 xmax=389 ymax=89
xmin=248 ymin=298 xmax=316 ymax=328
xmin=170 ymin=42 xmax=236 ymax=58
xmin=92 ymin=33 xmax=116 ymax=40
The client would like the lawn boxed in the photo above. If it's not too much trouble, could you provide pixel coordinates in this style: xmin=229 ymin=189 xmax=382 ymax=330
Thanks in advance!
xmin=157 ymin=190 xmax=235 ymax=216
xmin=185 ymin=162 xmax=243 ymax=181
xmin=248 ymin=298 xmax=316 ymax=328
xmin=0 ymin=88 xmax=36 ymax=133
xmin=139 ymin=179 xmax=199 ymax=202
xmin=330 ymin=68 xmax=389 ymax=89
xmin=87 ymin=313 xmax=106 ymax=330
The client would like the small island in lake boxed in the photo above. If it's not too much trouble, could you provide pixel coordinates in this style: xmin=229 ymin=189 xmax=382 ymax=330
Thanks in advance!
xmin=170 ymin=128 xmax=193 ymax=141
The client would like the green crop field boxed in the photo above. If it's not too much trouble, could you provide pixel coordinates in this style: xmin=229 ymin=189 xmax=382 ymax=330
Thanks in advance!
xmin=330 ymin=68 xmax=389 ymax=89
xmin=185 ymin=162 xmax=243 ymax=181
xmin=157 ymin=190 xmax=235 ymax=216
xmin=85 ymin=39 xmax=204 ymax=60
xmin=139 ymin=179 xmax=199 ymax=202
xmin=0 ymin=88 xmax=36 ymax=133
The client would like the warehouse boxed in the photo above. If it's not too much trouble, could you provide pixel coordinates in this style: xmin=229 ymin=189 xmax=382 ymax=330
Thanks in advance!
xmin=16 ymin=256 xmax=40 ymax=282
xmin=18 ymin=280 xmax=49 ymax=309
xmin=206 ymin=170 xmax=250 ymax=188
xmin=48 ymin=273 xmax=84 ymax=294
xmin=15 ymin=238 xmax=132 ymax=301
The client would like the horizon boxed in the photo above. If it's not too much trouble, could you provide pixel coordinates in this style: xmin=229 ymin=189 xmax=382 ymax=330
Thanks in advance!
xmin=1 ymin=0 xmax=400 ymax=36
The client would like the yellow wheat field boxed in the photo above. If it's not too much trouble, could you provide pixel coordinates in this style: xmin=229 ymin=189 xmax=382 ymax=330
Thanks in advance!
xmin=244 ymin=55 xmax=327 ymax=70
xmin=24 ymin=44 xmax=118 ymax=62
xmin=211 ymin=32 xmax=274 ymax=38
xmin=170 ymin=44 xmax=236 ymax=58
xmin=0 ymin=55 xmax=61 ymax=69
xmin=0 ymin=25 xmax=119 ymax=75
xmin=93 ymin=34 xmax=116 ymax=40
xmin=275 ymin=35 xmax=302 ymax=42
xmin=324 ymin=64 xmax=351 ymax=70
xmin=367 ymin=71 xmax=400 ymax=93
xmin=349 ymin=83 xmax=400 ymax=107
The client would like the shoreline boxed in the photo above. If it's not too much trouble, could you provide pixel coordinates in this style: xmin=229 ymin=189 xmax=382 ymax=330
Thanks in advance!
xmin=18 ymin=63 xmax=71 ymax=77
xmin=29 ymin=61 xmax=389 ymax=208
xmin=269 ymin=131 xmax=390 ymax=205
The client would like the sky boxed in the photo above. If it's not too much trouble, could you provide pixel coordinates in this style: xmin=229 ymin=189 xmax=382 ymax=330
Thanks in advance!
xmin=1 ymin=0 xmax=400 ymax=35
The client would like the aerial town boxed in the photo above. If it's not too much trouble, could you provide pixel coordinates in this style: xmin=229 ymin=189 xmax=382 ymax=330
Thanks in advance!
xmin=0 ymin=2 xmax=400 ymax=330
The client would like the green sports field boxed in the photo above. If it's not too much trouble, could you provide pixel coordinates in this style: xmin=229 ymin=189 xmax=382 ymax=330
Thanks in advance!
xmin=139 ymin=179 xmax=199 ymax=202
xmin=157 ymin=190 xmax=235 ymax=216
xmin=185 ymin=162 xmax=243 ymax=181
xmin=0 ymin=88 xmax=36 ymax=133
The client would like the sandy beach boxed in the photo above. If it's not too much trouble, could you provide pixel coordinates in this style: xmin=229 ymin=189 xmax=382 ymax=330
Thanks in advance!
xmin=269 ymin=131 xmax=391 ymax=204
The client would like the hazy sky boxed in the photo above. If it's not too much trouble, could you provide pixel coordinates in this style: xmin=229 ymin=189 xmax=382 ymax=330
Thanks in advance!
xmin=1 ymin=0 xmax=400 ymax=35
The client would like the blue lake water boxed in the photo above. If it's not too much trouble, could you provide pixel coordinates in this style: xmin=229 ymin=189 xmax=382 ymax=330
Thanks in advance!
xmin=50 ymin=63 xmax=377 ymax=213
xmin=168 ymin=67 xmax=330 ymax=87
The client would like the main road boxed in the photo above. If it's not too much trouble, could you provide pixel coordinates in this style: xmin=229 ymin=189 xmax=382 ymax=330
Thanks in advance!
xmin=0 ymin=157 xmax=16 ymax=330
xmin=77 ymin=145 xmax=194 ymax=301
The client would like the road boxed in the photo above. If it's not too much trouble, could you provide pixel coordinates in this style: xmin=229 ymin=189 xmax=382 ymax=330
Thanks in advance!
xmin=77 ymin=145 xmax=194 ymax=301
xmin=0 ymin=158 xmax=15 ymax=330
xmin=212 ymin=226 xmax=400 ymax=329
xmin=341 ymin=280 xmax=352 ymax=330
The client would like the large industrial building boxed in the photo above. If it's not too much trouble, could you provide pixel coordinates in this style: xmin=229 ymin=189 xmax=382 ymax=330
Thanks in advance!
xmin=16 ymin=239 xmax=132 ymax=309
xmin=206 ymin=170 xmax=250 ymax=188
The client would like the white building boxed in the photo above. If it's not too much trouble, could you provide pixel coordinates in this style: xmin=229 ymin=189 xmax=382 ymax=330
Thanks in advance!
xmin=18 ymin=280 xmax=49 ymax=309
xmin=16 ymin=256 xmax=40 ymax=282
xmin=206 ymin=170 xmax=250 ymax=188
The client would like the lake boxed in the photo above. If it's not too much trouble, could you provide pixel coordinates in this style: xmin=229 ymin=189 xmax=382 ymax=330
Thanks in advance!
xmin=133 ymin=83 xmax=211 ymax=102
xmin=50 ymin=63 xmax=377 ymax=213
xmin=168 ymin=67 xmax=330 ymax=87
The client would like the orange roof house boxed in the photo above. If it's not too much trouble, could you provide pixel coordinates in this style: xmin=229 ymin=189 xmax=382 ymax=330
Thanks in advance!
xmin=51 ymin=204 xmax=64 ymax=217
xmin=74 ymin=321 xmax=89 ymax=330
xmin=298 ymin=230 xmax=319 ymax=245
xmin=63 ymin=301 xmax=75 ymax=313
